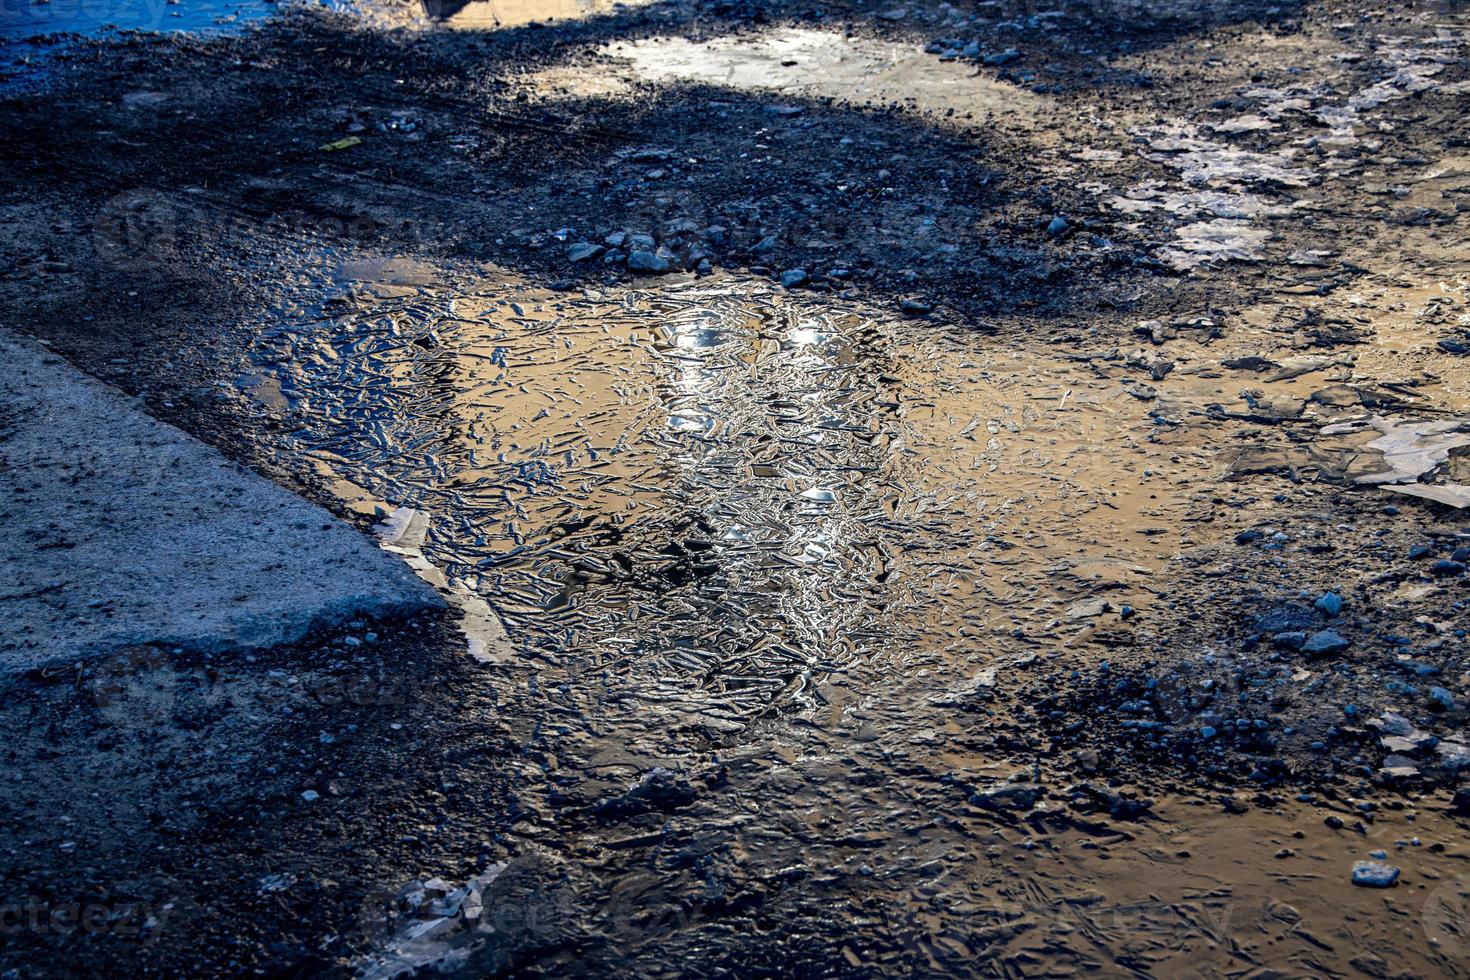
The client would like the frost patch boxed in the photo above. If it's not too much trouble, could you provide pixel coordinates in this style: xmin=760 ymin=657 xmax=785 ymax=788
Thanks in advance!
xmin=1142 ymin=127 xmax=1313 ymax=188
xmin=1111 ymin=186 xmax=1297 ymax=220
xmin=1161 ymin=219 xmax=1273 ymax=270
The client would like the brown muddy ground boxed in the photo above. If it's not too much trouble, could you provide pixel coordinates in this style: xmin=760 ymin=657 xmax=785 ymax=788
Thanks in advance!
xmin=2 ymin=0 xmax=1470 ymax=975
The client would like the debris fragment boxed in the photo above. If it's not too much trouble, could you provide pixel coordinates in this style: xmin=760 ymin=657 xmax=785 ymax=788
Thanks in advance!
xmin=1387 ymin=483 xmax=1470 ymax=509
xmin=1321 ymin=416 xmax=1470 ymax=496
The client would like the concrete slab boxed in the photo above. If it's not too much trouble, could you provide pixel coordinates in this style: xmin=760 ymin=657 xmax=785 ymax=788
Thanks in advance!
xmin=0 ymin=329 xmax=445 ymax=673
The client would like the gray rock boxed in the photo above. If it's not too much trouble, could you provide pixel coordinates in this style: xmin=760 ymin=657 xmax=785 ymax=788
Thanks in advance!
xmin=1439 ymin=740 xmax=1470 ymax=769
xmin=1303 ymin=630 xmax=1349 ymax=655
xmin=1314 ymin=592 xmax=1344 ymax=616
xmin=780 ymin=268 xmax=809 ymax=288
xmin=1350 ymin=861 xmax=1400 ymax=888
xmin=627 ymin=249 xmax=676 ymax=274
xmin=1429 ymin=686 xmax=1456 ymax=712
xmin=1046 ymin=215 xmax=1069 ymax=236
xmin=566 ymin=242 xmax=603 ymax=262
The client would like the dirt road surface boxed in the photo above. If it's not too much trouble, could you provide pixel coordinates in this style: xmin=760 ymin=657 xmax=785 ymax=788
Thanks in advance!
xmin=3 ymin=0 xmax=1470 ymax=975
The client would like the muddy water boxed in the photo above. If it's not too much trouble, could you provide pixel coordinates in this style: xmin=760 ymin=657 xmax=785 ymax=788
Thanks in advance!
xmin=249 ymin=265 xmax=1205 ymax=702
xmin=536 ymin=27 xmax=1052 ymax=124
xmin=234 ymin=255 xmax=1470 ymax=974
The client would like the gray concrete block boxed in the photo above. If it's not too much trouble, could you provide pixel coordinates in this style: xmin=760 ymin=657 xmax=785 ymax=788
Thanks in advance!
xmin=0 ymin=329 xmax=445 ymax=673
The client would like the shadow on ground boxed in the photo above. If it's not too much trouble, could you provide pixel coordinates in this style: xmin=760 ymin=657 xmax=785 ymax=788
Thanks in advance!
xmin=0 ymin=0 xmax=1302 ymax=330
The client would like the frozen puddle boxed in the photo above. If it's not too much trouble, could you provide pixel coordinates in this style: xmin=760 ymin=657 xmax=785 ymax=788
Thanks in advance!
xmin=420 ymin=0 xmax=657 ymax=30
xmin=571 ymin=27 xmax=1047 ymax=122
xmin=245 ymin=263 xmax=1219 ymax=718
xmin=0 ymin=0 xmax=278 ymax=39
xmin=0 ymin=0 xmax=642 ymax=40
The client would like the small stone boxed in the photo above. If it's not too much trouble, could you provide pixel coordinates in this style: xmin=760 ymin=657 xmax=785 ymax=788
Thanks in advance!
xmin=1314 ymin=592 xmax=1344 ymax=616
xmin=780 ymin=269 xmax=809 ymax=288
xmin=1046 ymin=215 xmax=1069 ymax=236
xmin=627 ymin=249 xmax=675 ymax=274
xmin=1303 ymin=630 xmax=1349 ymax=655
xmin=566 ymin=242 xmax=603 ymax=262
xmin=1429 ymin=687 xmax=1456 ymax=712
xmin=1431 ymin=560 xmax=1466 ymax=577
xmin=900 ymin=298 xmax=932 ymax=316
xmin=1350 ymin=861 xmax=1399 ymax=888
xmin=1272 ymin=631 xmax=1307 ymax=650
xmin=301 ymin=790 xmax=320 ymax=802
